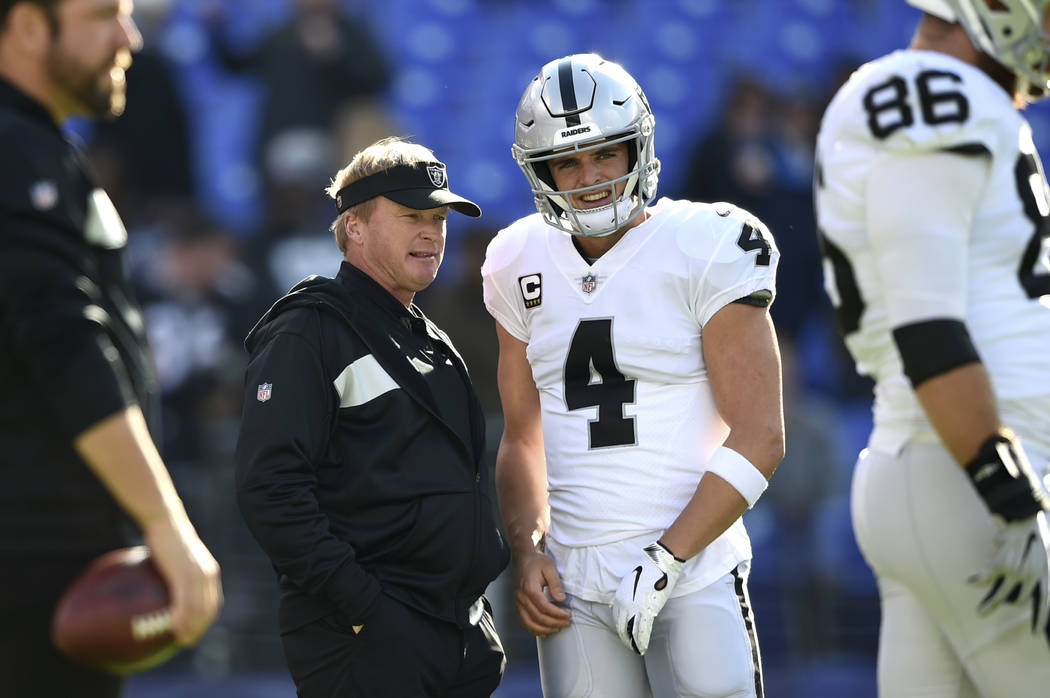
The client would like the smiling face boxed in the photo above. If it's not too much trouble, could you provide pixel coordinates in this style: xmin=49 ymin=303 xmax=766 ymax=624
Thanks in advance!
xmin=547 ymin=141 xmax=630 ymax=211
xmin=343 ymin=196 xmax=448 ymax=306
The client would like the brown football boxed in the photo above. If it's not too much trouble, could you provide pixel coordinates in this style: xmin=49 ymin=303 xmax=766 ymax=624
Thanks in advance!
xmin=51 ymin=546 xmax=179 ymax=674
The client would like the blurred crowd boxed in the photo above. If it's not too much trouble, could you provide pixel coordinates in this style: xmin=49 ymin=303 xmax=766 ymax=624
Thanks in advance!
xmin=76 ymin=0 xmax=1050 ymax=691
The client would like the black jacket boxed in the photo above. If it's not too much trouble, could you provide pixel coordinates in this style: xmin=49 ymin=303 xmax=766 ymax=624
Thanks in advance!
xmin=0 ymin=78 xmax=152 ymax=554
xmin=235 ymin=263 xmax=508 ymax=631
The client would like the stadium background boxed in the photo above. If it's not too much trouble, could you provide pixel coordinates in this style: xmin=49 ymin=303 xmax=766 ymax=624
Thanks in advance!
xmin=65 ymin=1 xmax=1050 ymax=696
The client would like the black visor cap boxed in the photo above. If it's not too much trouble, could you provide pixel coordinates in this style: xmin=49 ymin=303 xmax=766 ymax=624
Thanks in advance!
xmin=385 ymin=187 xmax=481 ymax=218
xmin=335 ymin=162 xmax=481 ymax=218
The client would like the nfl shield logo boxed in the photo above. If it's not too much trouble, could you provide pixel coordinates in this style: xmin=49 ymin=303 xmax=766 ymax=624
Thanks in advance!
xmin=30 ymin=180 xmax=58 ymax=211
xmin=581 ymin=274 xmax=597 ymax=294
xmin=427 ymin=164 xmax=447 ymax=188
xmin=257 ymin=383 xmax=272 ymax=402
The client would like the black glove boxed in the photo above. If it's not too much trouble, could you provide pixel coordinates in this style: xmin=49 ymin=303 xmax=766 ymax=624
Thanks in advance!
xmin=965 ymin=431 xmax=1050 ymax=633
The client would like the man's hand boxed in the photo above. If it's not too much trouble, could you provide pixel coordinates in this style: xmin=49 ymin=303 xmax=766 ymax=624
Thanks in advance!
xmin=964 ymin=431 xmax=1050 ymax=633
xmin=612 ymin=541 xmax=683 ymax=655
xmin=970 ymin=511 xmax=1050 ymax=633
xmin=144 ymin=514 xmax=223 ymax=646
xmin=511 ymin=548 xmax=571 ymax=638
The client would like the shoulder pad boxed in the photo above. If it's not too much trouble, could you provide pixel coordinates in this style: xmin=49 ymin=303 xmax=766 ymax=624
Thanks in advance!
xmin=481 ymin=214 xmax=540 ymax=276
xmin=673 ymin=201 xmax=775 ymax=262
xmin=825 ymin=50 xmax=1012 ymax=156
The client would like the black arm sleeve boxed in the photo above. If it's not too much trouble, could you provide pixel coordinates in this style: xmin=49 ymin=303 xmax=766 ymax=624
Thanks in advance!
xmin=732 ymin=290 xmax=773 ymax=308
xmin=891 ymin=318 xmax=981 ymax=388
xmin=0 ymin=226 xmax=136 ymax=438
xmin=234 ymin=320 xmax=381 ymax=622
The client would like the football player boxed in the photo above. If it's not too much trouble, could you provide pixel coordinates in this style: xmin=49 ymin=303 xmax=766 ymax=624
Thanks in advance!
xmin=481 ymin=53 xmax=784 ymax=697
xmin=814 ymin=1 xmax=1050 ymax=695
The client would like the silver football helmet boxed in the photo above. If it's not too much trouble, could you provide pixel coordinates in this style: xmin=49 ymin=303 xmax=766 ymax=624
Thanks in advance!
xmin=908 ymin=0 xmax=1050 ymax=101
xmin=511 ymin=54 xmax=660 ymax=237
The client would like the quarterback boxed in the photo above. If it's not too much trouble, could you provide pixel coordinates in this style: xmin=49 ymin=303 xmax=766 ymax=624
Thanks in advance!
xmin=815 ymin=0 xmax=1050 ymax=695
xmin=482 ymin=54 xmax=784 ymax=697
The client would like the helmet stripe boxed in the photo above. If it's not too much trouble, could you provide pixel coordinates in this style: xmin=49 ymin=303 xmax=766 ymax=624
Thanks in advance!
xmin=557 ymin=57 xmax=581 ymax=126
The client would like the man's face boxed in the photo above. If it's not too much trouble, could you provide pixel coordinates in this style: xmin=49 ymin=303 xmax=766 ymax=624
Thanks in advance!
xmin=548 ymin=141 xmax=630 ymax=211
xmin=45 ymin=0 xmax=142 ymax=118
xmin=348 ymin=196 xmax=448 ymax=305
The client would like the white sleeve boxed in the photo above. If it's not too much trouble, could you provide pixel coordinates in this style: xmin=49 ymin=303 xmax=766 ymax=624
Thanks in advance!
xmin=693 ymin=217 xmax=779 ymax=327
xmin=481 ymin=271 xmax=528 ymax=342
xmin=865 ymin=150 xmax=989 ymax=327
xmin=480 ymin=231 xmax=531 ymax=342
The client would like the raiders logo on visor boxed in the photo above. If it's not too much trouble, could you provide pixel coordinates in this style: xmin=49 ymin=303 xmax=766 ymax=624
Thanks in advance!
xmin=427 ymin=164 xmax=447 ymax=188
xmin=334 ymin=162 xmax=480 ymax=217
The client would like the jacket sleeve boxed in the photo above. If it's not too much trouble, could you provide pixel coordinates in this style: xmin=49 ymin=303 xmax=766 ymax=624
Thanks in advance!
xmin=234 ymin=316 xmax=381 ymax=622
xmin=0 ymin=214 xmax=137 ymax=438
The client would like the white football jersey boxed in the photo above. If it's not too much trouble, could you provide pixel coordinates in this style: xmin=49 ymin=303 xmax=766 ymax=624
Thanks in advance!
xmin=482 ymin=197 xmax=778 ymax=600
xmin=815 ymin=50 xmax=1050 ymax=458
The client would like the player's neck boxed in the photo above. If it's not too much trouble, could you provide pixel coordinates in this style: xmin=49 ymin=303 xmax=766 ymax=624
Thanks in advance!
xmin=909 ymin=16 xmax=1017 ymax=104
xmin=909 ymin=17 xmax=979 ymax=66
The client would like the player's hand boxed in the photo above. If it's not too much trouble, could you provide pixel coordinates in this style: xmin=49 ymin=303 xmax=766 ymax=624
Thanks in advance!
xmin=970 ymin=511 xmax=1050 ymax=633
xmin=144 ymin=512 xmax=224 ymax=646
xmin=964 ymin=431 xmax=1050 ymax=633
xmin=511 ymin=548 xmax=571 ymax=638
xmin=612 ymin=541 xmax=683 ymax=655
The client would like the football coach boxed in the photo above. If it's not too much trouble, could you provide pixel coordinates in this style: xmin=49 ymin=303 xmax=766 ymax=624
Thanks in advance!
xmin=235 ymin=137 xmax=510 ymax=697
xmin=0 ymin=1 xmax=223 ymax=696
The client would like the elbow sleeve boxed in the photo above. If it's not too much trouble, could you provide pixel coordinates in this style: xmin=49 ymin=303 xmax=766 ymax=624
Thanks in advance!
xmin=892 ymin=318 xmax=981 ymax=388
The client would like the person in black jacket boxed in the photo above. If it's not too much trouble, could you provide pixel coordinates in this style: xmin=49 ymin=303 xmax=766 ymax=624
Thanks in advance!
xmin=235 ymin=137 xmax=510 ymax=698
xmin=0 ymin=2 xmax=223 ymax=697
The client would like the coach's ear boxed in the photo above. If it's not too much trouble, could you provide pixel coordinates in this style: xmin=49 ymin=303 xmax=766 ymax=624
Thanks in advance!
xmin=344 ymin=214 xmax=363 ymax=245
xmin=3 ymin=2 xmax=54 ymax=60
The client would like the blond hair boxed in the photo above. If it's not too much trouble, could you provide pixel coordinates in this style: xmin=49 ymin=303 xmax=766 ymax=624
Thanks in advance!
xmin=326 ymin=137 xmax=438 ymax=252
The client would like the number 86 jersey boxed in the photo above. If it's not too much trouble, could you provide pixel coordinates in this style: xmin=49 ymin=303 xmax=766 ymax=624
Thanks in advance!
xmin=481 ymin=197 xmax=778 ymax=557
xmin=815 ymin=49 xmax=1050 ymax=456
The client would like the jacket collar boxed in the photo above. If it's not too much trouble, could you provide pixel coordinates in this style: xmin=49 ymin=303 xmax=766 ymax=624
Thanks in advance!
xmin=0 ymin=76 xmax=62 ymax=135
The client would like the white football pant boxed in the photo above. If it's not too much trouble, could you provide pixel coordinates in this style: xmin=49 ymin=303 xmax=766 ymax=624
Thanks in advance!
xmin=852 ymin=442 xmax=1050 ymax=698
xmin=537 ymin=562 xmax=763 ymax=697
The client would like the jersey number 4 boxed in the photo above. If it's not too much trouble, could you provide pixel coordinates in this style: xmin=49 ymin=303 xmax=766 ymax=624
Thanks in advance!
xmin=736 ymin=223 xmax=773 ymax=266
xmin=564 ymin=319 xmax=636 ymax=449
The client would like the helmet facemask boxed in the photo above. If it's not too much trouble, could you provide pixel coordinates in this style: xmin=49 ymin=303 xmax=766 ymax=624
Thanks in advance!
xmin=1005 ymin=18 xmax=1050 ymax=101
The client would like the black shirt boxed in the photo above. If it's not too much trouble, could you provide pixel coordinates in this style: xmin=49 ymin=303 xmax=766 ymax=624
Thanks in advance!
xmin=0 ymin=77 xmax=154 ymax=554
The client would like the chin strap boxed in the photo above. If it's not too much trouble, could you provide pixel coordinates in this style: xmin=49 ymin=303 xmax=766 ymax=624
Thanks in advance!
xmin=569 ymin=195 xmax=638 ymax=237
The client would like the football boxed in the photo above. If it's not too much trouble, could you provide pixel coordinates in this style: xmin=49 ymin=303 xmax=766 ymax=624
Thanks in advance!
xmin=51 ymin=546 xmax=179 ymax=675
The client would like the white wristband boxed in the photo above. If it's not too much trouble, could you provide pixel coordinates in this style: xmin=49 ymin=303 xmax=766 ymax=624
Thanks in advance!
xmin=704 ymin=446 xmax=768 ymax=508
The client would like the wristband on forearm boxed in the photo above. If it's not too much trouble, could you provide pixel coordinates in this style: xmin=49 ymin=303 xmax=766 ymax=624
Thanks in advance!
xmin=964 ymin=431 xmax=1049 ymax=522
xmin=704 ymin=446 xmax=768 ymax=508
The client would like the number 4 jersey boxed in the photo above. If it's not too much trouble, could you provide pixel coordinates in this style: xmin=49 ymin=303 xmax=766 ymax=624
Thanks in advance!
xmin=816 ymin=49 xmax=1050 ymax=458
xmin=481 ymin=197 xmax=778 ymax=599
